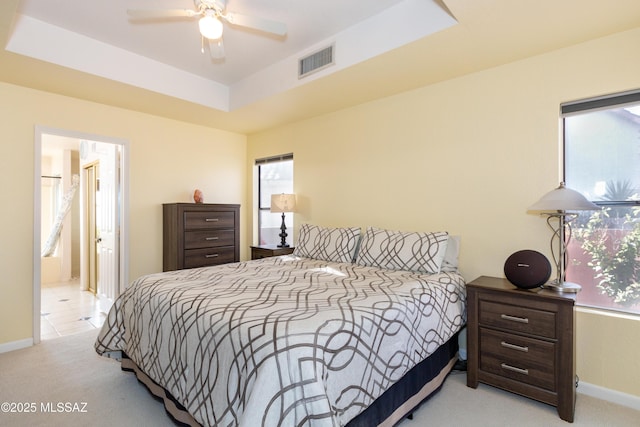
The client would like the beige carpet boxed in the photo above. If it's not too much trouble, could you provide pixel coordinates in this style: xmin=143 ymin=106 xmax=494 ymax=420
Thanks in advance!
xmin=0 ymin=330 xmax=638 ymax=426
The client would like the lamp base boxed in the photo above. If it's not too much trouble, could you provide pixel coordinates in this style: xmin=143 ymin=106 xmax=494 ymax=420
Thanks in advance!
xmin=544 ymin=280 xmax=581 ymax=293
xmin=278 ymin=212 xmax=288 ymax=248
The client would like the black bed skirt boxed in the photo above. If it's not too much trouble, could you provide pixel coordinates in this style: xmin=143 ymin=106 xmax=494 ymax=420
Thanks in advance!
xmin=347 ymin=331 xmax=459 ymax=427
xmin=121 ymin=331 xmax=459 ymax=427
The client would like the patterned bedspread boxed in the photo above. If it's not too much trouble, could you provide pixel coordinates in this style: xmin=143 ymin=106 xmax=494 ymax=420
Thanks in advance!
xmin=95 ymin=255 xmax=466 ymax=427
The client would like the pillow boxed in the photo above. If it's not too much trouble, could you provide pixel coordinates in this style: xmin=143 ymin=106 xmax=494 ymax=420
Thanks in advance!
xmin=355 ymin=227 xmax=449 ymax=274
xmin=293 ymin=224 xmax=361 ymax=263
xmin=441 ymin=235 xmax=461 ymax=272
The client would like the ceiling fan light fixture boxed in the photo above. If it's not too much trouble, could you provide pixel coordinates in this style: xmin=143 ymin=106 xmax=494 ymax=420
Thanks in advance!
xmin=199 ymin=13 xmax=223 ymax=40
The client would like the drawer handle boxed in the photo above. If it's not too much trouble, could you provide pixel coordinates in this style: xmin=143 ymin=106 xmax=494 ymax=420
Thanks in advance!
xmin=501 ymin=363 xmax=529 ymax=375
xmin=205 ymin=218 xmax=219 ymax=222
xmin=501 ymin=341 xmax=529 ymax=352
xmin=205 ymin=254 xmax=219 ymax=258
xmin=500 ymin=314 xmax=529 ymax=324
xmin=205 ymin=237 xmax=219 ymax=241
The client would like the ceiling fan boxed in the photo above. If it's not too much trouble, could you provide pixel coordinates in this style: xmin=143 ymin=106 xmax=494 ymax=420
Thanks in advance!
xmin=127 ymin=0 xmax=287 ymax=59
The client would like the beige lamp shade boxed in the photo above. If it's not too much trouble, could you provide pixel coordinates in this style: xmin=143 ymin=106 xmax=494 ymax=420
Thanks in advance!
xmin=528 ymin=182 xmax=599 ymax=212
xmin=271 ymin=194 xmax=296 ymax=213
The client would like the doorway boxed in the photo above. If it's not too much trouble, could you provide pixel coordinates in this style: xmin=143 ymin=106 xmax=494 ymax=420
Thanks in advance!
xmin=34 ymin=126 xmax=129 ymax=344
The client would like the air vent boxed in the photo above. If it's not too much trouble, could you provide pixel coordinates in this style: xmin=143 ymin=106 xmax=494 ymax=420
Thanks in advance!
xmin=298 ymin=45 xmax=334 ymax=79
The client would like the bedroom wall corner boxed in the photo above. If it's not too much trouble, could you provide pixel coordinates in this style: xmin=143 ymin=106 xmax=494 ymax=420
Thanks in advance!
xmin=0 ymin=81 xmax=36 ymax=345
xmin=576 ymin=308 xmax=640 ymax=398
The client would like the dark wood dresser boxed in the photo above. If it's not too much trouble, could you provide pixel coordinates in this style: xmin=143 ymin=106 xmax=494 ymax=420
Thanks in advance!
xmin=250 ymin=245 xmax=294 ymax=260
xmin=163 ymin=203 xmax=240 ymax=271
xmin=466 ymin=276 xmax=576 ymax=422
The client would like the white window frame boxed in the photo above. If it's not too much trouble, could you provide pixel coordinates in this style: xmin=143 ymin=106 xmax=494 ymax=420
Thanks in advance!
xmin=562 ymin=90 xmax=640 ymax=315
xmin=255 ymin=154 xmax=294 ymax=246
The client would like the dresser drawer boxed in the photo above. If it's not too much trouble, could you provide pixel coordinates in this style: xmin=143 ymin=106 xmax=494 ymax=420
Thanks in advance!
xmin=479 ymin=300 xmax=556 ymax=339
xmin=184 ymin=230 xmax=235 ymax=250
xmin=184 ymin=211 xmax=235 ymax=230
xmin=479 ymin=327 xmax=555 ymax=390
xmin=184 ymin=247 xmax=236 ymax=269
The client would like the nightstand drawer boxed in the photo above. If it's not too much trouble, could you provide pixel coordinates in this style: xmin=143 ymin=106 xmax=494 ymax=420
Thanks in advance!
xmin=250 ymin=245 xmax=295 ymax=260
xmin=480 ymin=353 xmax=556 ymax=391
xmin=184 ymin=247 xmax=236 ymax=268
xmin=479 ymin=300 xmax=556 ymax=339
xmin=480 ymin=328 xmax=555 ymax=390
xmin=184 ymin=230 xmax=235 ymax=249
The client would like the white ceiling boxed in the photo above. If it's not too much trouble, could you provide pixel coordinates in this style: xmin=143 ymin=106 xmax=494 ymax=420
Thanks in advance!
xmin=2 ymin=0 xmax=640 ymax=134
xmin=9 ymin=0 xmax=455 ymax=113
xmin=15 ymin=0 xmax=412 ymax=86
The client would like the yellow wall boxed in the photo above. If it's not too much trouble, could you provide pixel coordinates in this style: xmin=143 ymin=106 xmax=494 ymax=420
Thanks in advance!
xmin=1 ymin=23 xmax=638 ymax=400
xmin=246 ymin=28 xmax=640 ymax=397
xmin=0 ymin=82 xmax=247 ymax=344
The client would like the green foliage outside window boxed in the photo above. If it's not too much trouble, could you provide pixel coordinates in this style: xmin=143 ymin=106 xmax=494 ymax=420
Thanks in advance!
xmin=576 ymin=181 xmax=640 ymax=306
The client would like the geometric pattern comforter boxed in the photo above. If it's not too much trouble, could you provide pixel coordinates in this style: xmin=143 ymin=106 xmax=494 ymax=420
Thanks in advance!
xmin=95 ymin=255 xmax=466 ymax=427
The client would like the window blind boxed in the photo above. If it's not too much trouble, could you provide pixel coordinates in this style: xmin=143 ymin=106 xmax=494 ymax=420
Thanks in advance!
xmin=561 ymin=90 xmax=640 ymax=116
xmin=255 ymin=153 xmax=293 ymax=165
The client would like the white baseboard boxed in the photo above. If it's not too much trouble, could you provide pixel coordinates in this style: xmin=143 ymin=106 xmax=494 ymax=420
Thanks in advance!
xmin=0 ymin=338 xmax=33 ymax=354
xmin=578 ymin=381 xmax=640 ymax=411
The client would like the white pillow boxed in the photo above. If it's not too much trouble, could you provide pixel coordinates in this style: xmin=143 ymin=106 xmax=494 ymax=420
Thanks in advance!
xmin=355 ymin=227 xmax=449 ymax=274
xmin=441 ymin=235 xmax=461 ymax=272
xmin=293 ymin=224 xmax=361 ymax=263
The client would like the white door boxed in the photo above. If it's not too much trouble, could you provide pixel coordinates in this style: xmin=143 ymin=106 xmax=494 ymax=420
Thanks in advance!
xmin=84 ymin=162 xmax=98 ymax=295
xmin=95 ymin=143 xmax=119 ymax=313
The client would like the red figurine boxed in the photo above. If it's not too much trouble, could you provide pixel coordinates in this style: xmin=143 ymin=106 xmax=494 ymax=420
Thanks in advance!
xmin=193 ymin=189 xmax=204 ymax=203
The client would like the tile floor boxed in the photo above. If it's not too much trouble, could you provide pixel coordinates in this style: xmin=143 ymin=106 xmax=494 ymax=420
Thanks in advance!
xmin=40 ymin=279 xmax=106 ymax=340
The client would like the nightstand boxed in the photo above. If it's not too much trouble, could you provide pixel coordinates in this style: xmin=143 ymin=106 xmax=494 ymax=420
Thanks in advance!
xmin=250 ymin=245 xmax=295 ymax=260
xmin=466 ymin=276 xmax=576 ymax=422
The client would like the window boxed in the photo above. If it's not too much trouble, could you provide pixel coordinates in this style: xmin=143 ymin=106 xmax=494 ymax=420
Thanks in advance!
xmin=256 ymin=154 xmax=294 ymax=246
xmin=563 ymin=91 xmax=640 ymax=314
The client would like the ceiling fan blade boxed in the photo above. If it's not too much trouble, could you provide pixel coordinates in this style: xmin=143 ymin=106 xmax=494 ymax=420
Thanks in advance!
xmin=224 ymin=12 xmax=287 ymax=36
xmin=208 ymin=38 xmax=225 ymax=59
xmin=127 ymin=9 xmax=200 ymax=19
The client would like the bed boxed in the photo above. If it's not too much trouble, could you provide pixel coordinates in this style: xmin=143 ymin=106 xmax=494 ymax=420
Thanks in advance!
xmin=95 ymin=225 xmax=466 ymax=426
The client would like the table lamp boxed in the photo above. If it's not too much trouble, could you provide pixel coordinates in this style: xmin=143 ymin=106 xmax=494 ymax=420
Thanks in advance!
xmin=528 ymin=182 xmax=599 ymax=292
xmin=271 ymin=193 xmax=296 ymax=247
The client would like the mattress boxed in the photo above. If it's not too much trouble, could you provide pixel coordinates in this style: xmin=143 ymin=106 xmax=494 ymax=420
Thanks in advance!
xmin=95 ymin=255 xmax=466 ymax=426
